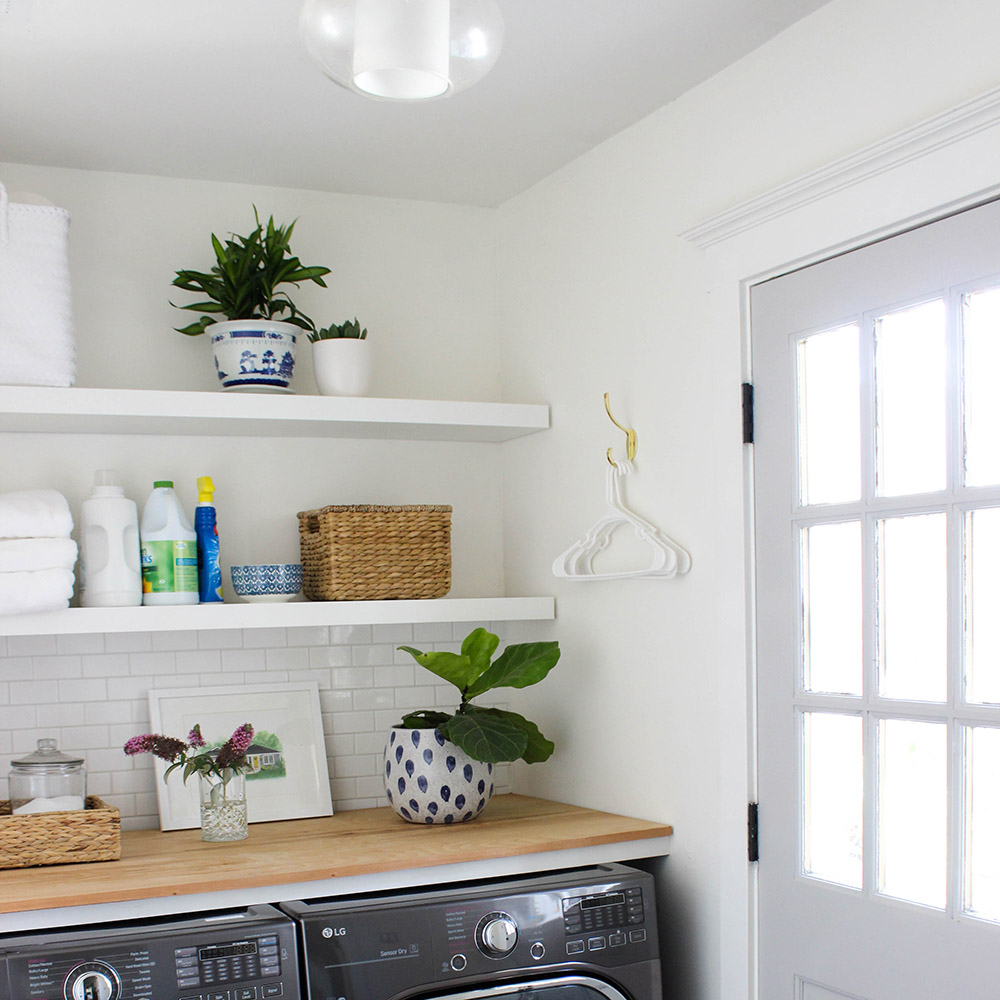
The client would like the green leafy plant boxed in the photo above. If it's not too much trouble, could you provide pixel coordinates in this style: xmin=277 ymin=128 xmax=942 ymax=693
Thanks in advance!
xmin=397 ymin=627 xmax=560 ymax=765
xmin=171 ymin=209 xmax=331 ymax=336
xmin=308 ymin=317 xmax=368 ymax=342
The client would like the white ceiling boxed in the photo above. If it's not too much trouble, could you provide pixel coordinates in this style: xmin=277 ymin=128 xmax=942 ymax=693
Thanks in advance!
xmin=0 ymin=0 xmax=831 ymax=207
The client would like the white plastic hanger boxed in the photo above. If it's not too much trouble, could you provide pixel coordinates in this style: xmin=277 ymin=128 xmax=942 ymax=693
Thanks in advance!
xmin=552 ymin=396 xmax=691 ymax=581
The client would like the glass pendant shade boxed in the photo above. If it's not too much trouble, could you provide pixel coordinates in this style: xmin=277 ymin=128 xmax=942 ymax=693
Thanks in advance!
xmin=300 ymin=0 xmax=503 ymax=101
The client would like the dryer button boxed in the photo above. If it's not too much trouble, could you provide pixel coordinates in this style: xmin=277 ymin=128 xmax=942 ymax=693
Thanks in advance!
xmin=451 ymin=954 xmax=468 ymax=972
xmin=530 ymin=942 xmax=545 ymax=960
xmin=566 ymin=940 xmax=586 ymax=955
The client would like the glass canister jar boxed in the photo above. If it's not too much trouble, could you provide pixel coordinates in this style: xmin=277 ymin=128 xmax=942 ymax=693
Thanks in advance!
xmin=9 ymin=738 xmax=86 ymax=814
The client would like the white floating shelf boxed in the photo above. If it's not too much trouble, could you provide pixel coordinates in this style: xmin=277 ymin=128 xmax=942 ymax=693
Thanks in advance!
xmin=0 ymin=387 xmax=549 ymax=442
xmin=0 ymin=597 xmax=555 ymax=637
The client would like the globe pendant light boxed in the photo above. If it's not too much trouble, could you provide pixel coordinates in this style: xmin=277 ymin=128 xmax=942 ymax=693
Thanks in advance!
xmin=300 ymin=0 xmax=504 ymax=102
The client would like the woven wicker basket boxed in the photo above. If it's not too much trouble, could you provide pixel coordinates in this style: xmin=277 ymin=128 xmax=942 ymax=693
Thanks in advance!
xmin=297 ymin=504 xmax=452 ymax=601
xmin=0 ymin=796 xmax=121 ymax=869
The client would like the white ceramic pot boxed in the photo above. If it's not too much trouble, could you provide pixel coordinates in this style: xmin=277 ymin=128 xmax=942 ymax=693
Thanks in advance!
xmin=383 ymin=726 xmax=495 ymax=824
xmin=312 ymin=337 xmax=372 ymax=396
xmin=208 ymin=319 xmax=299 ymax=392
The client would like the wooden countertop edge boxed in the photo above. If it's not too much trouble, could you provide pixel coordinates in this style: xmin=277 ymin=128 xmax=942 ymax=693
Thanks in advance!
xmin=0 ymin=795 xmax=672 ymax=914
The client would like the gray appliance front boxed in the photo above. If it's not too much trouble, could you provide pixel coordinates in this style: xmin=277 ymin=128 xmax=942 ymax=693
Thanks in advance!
xmin=0 ymin=903 xmax=299 ymax=1000
xmin=282 ymin=864 xmax=661 ymax=1000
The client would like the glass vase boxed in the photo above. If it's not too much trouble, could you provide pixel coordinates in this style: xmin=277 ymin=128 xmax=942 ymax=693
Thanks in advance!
xmin=198 ymin=769 xmax=248 ymax=842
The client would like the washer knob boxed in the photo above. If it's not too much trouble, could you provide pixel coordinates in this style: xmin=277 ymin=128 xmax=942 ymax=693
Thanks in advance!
xmin=476 ymin=912 xmax=518 ymax=957
xmin=66 ymin=962 xmax=120 ymax=1000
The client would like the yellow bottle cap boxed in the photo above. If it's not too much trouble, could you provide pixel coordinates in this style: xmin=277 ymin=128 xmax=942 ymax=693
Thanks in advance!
xmin=197 ymin=476 xmax=215 ymax=503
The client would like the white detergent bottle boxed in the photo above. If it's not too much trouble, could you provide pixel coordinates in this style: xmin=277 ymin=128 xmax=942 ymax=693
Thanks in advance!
xmin=139 ymin=480 xmax=199 ymax=606
xmin=79 ymin=470 xmax=142 ymax=608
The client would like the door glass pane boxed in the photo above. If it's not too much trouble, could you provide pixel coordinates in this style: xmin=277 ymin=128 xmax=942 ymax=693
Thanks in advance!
xmin=874 ymin=300 xmax=946 ymax=497
xmin=876 ymin=512 xmax=947 ymax=702
xmin=796 ymin=324 xmax=861 ymax=506
xmin=878 ymin=718 xmax=946 ymax=907
xmin=803 ymin=712 xmax=862 ymax=888
xmin=965 ymin=726 xmax=1000 ymax=922
xmin=801 ymin=521 xmax=862 ymax=695
xmin=963 ymin=286 xmax=1000 ymax=487
xmin=965 ymin=507 xmax=1000 ymax=705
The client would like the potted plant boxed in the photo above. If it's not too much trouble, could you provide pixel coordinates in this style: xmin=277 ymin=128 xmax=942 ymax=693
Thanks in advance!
xmin=308 ymin=317 xmax=371 ymax=396
xmin=124 ymin=722 xmax=255 ymax=842
xmin=171 ymin=210 xmax=331 ymax=392
xmin=386 ymin=627 xmax=560 ymax=824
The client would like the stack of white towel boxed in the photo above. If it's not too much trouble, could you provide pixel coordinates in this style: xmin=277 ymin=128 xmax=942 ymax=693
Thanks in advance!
xmin=0 ymin=490 xmax=77 ymax=615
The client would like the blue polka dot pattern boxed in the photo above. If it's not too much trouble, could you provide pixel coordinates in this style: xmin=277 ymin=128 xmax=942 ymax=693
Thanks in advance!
xmin=383 ymin=726 xmax=495 ymax=825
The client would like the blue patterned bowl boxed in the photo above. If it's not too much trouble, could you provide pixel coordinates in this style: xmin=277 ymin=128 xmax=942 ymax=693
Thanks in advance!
xmin=230 ymin=563 xmax=302 ymax=603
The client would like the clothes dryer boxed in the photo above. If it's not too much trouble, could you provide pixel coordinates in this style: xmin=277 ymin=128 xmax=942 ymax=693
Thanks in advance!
xmin=282 ymin=864 xmax=661 ymax=1000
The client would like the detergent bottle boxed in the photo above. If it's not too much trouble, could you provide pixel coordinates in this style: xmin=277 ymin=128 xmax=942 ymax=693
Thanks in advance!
xmin=194 ymin=475 xmax=223 ymax=603
xmin=139 ymin=481 xmax=198 ymax=605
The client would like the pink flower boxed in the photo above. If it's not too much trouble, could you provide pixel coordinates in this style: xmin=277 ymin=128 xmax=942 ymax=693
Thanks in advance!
xmin=215 ymin=723 xmax=254 ymax=769
xmin=124 ymin=733 xmax=157 ymax=756
xmin=187 ymin=724 xmax=206 ymax=748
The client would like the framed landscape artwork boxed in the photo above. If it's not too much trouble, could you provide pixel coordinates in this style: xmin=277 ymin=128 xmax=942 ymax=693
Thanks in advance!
xmin=148 ymin=682 xmax=333 ymax=831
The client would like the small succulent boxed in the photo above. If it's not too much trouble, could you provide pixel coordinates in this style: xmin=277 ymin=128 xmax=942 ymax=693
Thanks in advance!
xmin=308 ymin=317 xmax=367 ymax=343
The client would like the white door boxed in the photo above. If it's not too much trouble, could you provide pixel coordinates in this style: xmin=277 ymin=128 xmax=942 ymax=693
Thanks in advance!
xmin=752 ymin=198 xmax=1000 ymax=1000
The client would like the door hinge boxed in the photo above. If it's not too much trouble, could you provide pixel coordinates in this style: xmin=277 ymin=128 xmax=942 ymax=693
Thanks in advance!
xmin=742 ymin=382 xmax=754 ymax=444
xmin=748 ymin=802 xmax=759 ymax=862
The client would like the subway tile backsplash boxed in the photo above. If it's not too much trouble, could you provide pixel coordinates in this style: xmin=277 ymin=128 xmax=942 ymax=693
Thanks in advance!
xmin=0 ymin=621 xmax=510 ymax=830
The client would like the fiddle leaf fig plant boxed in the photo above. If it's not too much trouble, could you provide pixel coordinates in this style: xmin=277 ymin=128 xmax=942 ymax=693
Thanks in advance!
xmin=171 ymin=208 xmax=331 ymax=336
xmin=397 ymin=627 xmax=560 ymax=765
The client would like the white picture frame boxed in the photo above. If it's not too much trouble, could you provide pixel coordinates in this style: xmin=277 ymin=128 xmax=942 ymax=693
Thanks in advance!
xmin=147 ymin=682 xmax=333 ymax=831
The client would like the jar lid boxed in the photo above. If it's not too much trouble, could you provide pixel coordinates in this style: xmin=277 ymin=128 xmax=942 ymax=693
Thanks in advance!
xmin=11 ymin=738 xmax=85 ymax=770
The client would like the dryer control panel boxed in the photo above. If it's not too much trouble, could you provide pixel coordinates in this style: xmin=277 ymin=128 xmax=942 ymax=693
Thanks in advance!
xmin=0 ymin=904 xmax=299 ymax=1000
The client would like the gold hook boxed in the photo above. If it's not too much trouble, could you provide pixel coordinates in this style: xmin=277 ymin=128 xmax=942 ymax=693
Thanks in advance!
xmin=604 ymin=393 xmax=637 ymax=467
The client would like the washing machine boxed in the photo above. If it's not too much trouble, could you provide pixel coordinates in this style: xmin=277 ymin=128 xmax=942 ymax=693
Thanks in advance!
xmin=281 ymin=864 xmax=661 ymax=1000
xmin=0 ymin=902 xmax=300 ymax=1000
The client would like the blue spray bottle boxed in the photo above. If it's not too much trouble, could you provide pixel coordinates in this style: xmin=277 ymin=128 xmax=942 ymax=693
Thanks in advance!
xmin=195 ymin=476 xmax=223 ymax=603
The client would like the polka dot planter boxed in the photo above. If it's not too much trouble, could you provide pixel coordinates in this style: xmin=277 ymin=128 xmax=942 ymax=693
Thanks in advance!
xmin=383 ymin=726 xmax=495 ymax=825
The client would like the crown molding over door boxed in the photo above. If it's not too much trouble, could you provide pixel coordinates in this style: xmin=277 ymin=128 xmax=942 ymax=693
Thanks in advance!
xmin=680 ymin=84 xmax=1000 ymax=249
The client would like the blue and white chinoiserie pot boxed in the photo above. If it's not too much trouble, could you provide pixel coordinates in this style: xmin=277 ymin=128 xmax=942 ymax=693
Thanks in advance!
xmin=384 ymin=726 xmax=495 ymax=825
xmin=208 ymin=319 xmax=299 ymax=392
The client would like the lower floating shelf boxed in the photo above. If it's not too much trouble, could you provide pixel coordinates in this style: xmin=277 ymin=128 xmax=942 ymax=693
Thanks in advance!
xmin=0 ymin=596 xmax=555 ymax=636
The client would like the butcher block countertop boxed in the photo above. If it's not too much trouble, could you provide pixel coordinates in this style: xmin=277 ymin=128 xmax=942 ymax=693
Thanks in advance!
xmin=0 ymin=795 xmax=672 ymax=924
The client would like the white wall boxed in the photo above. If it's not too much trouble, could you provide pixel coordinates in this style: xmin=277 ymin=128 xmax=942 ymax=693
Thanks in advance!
xmin=0 ymin=620 xmax=514 ymax=827
xmin=0 ymin=166 xmax=507 ymax=597
xmin=496 ymin=2 xmax=1000 ymax=999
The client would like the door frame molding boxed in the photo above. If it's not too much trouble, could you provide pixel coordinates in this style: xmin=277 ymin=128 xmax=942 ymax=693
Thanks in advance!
xmin=681 ymin=85 xmax=1000 ymax=1000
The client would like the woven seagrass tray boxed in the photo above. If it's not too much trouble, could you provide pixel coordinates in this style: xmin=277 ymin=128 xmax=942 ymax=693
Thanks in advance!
xmin=297 ymin=504 xmax=452 ymax=601
xmin=0 ymin=796 xmax=121 ymax=869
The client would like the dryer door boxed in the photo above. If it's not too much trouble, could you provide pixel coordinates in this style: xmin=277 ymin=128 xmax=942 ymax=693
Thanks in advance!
xmin=434 ymin=974 xmax=632 ymax=1000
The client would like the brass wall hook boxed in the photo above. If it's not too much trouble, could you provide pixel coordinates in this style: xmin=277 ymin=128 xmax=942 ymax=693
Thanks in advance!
xmin=604 ymin=392 xmax=637 ymax=467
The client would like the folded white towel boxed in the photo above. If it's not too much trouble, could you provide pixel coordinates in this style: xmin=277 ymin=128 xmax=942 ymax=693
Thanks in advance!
xmin=0 ymin=489 xmax=73 ymax=539
xmin=0 ymin=537 xmax=77 ymax=572
xmin=0 ymin=567 xmax=74 ymax=614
